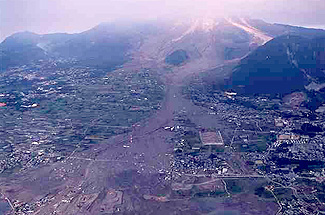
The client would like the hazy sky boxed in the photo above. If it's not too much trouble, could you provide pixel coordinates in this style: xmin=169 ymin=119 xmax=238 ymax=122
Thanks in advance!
xmin=1 ymin=0 xmax=325 ymax=41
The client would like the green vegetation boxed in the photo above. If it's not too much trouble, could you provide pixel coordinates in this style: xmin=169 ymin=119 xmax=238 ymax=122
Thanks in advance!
xmin=0 ymin=66 xmax=165 ymax=163
xmin=191 ymin=185 xmax=225 ymax=198
xmin=254 ymin=186 xmax=274 ymax=199
xmin=194 ymin=190 xmax=226 ymax=197
xmin=231 ymin=36 xmax=325 ymax=95
xmin=165 ymin=49 xmax=189 ymax=66
xmin=296 ymin=178 xmax=325 ymax=202
xmin=224 ymin=179 xmax=243 ymax=194
xmin=255 ymin=186 xmax=293 ymax=201
xmin=183 ymin=131 xmax=201 ymax=149
xmin=37 ymin=70 xmax=164 ymax=139
xmin=273 ymin=188 xmax=293 ymax=200
xmin=239 ymin=135 xmax=271 ymax=152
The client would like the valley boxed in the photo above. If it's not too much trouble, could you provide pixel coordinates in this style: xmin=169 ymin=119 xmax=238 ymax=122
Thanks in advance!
xmin=0 ymin=17 xmax=325 ymax=214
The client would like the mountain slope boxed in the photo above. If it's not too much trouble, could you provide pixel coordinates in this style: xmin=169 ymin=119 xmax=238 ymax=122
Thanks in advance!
xmin=245 ymin=18 xmax=325 ymax=38
xmin=0 ymin=23 xmax=156 ymax=70
xmin=229 ymin=35 xmax=325 ymax=94
xmin=0 ymin=32 xmax=47 ymax=69
xmin=1 ymin=18 xmax=325 ymax=73
xmin=226 ymin=18 xmax=273 ymax=45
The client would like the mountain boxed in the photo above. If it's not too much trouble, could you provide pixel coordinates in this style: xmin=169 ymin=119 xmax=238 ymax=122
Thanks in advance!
xmin=1 ymin=17 xmax=325 ymax=73
xmin=241 ymin=18 xmax=325 ymax=38
xmin=229 ymin=35 xmax=325 ymax=95
xmin=0 ymin=22 xmax=157 ymax=70
xmin=0 ymin=32 xmax=47 ymax=70
xmin=0 ymin=17 xmax=267 ymax=71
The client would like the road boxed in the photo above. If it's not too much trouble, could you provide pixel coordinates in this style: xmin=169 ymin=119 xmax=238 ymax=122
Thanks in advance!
xmin=0 ymin=32 xmax=276 ymax=215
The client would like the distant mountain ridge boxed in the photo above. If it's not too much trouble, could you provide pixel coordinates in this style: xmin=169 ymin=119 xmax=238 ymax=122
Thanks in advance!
xmin=0 ymin=23 xmax=157 ymax=70
xmin=1 ymin=18 xmax=325 ymax=72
